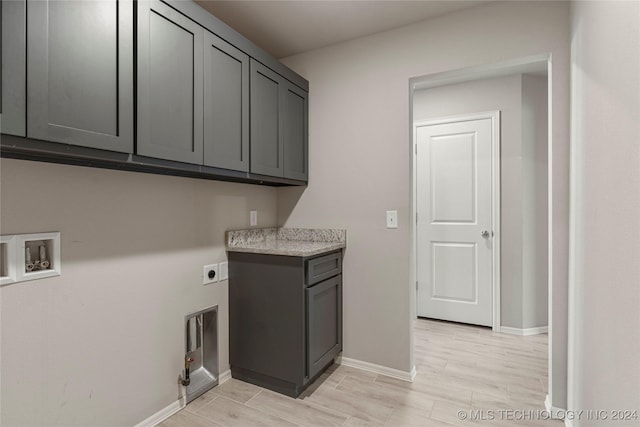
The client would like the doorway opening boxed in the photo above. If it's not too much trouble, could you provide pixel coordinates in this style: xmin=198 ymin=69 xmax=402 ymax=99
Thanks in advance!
xmin=409 ymin=54 xmax=552 ymax=407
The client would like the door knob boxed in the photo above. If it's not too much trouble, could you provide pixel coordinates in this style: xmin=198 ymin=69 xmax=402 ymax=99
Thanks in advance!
xmin=481 ymin=230 xmax=491 ymax=239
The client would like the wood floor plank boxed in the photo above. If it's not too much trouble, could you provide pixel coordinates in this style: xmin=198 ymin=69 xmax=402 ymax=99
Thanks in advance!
xmin=245 ymin=389 xmax=349 ymax=426
xmin=197 ymin=395 xmax=299 ymax=427
xmin=210 ymin=378 xmax=262 ymax=404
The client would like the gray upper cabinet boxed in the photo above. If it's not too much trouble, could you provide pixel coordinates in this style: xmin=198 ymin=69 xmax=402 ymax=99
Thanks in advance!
xmin=2 ymin=0 xmax=308 ymax=186
xmin=26 ymin=0 xmax=134 ymax=152
xmin=250 ymin=60 xmax=284 ymax=177
xmin=250 ymin=59 xmax=308 ymax=180
xmin=283 ymin=83 xmax=309 ymax=181
xmin=137 ymin=0 xmax=204 ymax=164
xmin=203 ymin=32 xmax=249 ymax=172
xmin=2 ymin=0 xmax=27 ymax=137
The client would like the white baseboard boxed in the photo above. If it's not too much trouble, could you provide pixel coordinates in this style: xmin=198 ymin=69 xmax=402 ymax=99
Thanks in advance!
xmin=545 ymin=394 xmax=567 ymax=420
xmin=133 ymin=398 xmax=184 ymax=427
xmin=338 ymin=357 xmax=416 ymax=382
xmin=501 ymin=326 xmax=548 ymax=336
xmin=134 ymin=370 xmax=231 ymax=427
xmin=219 ymin=369 xmax=232 ymax=384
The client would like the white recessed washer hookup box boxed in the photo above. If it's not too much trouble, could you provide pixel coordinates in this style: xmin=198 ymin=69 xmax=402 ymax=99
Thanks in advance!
xmin=0 ymin=235 xmax=17 ymax=286
xmin=0 ymin=232 xmax=61 ymax=285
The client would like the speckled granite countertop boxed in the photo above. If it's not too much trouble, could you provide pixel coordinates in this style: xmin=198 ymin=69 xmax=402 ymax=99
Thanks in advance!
xmin=226 ymin=228 xmax=346 ymax=257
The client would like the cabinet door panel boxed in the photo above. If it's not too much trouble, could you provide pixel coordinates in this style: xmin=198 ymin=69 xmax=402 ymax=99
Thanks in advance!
xmin=137 ymin=0 xmax=203 ymax=164
xmin=27 ymin=0 xmax=133 ymax=152
xmin=283 ymin=83 xmax=308 ymax=181
xmin=250 ymin=60 xmax=283 ymax=176
xmin=203 ymin=32 xmax=249 ymax=171
xmin=2 ymin=0 xmax=27 ymax=136
xmin=306 ymin=275 xmax=342 ymax=380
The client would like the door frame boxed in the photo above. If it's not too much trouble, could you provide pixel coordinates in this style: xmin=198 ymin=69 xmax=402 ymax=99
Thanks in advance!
xmin=413 ymin=111 xmax=501 ymax=331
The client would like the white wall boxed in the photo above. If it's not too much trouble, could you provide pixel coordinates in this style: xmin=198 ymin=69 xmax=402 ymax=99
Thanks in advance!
xmin=279 ymin=0 xmax=570 ymax=408
xmin=568 ymin=1 xmax=640 ymax=425
xmin=413 ymin=73 xmax=548 ymax=331
xmin=521 ymin=74 xmax=548 ymax=330
xmin=0 ymin=159 xmax=277 ymax=426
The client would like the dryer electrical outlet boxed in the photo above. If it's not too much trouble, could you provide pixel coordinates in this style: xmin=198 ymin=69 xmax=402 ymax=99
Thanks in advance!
xmin=203 ymin=264 xmax=219 ymax=285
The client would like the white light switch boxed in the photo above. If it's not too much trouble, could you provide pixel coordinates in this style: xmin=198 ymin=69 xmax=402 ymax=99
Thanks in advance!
xmin=250 ymin=210 xmax=258 ymax=226
xmin=386 ymin=210 xmax=398 ymax=229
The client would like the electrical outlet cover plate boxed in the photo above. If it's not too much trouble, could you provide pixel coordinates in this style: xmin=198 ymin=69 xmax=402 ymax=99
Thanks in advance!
xmin=203 ymin=264 xmax=219 ymax=285
xmin=219 ymin=262 xmax=228 ymax=280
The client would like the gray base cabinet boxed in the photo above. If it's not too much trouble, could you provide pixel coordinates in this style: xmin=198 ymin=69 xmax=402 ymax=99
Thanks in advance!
xmin=228 ymin=251 xmax=342 ymax=397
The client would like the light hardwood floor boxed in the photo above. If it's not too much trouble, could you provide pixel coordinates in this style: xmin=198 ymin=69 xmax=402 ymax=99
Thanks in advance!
xmin=160 ymin=318 xmax=562 ymax=426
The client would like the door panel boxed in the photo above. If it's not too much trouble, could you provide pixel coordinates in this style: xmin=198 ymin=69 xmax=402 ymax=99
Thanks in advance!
xmin=432 ymin=242 xmax=477 ymax=302
xmin=306 ymin=275 xmax=342 ymax=380
xmin=137 ymin=0 xmax=203 ymax=163
xmin=27 ymin=0 xmax=133 ymax=152
xmin=2 ymin=0 xmax=27 ymax=136
xmin=430 ymin=132 xmax=476 ymax=223
xmin=283 ymin=83 xmax=308 ymax=181
xmin=417 ymin=118 xmax=493 ymax=326
xmin=250 ymin=60 xmax=283 ymax=176
xmin=203 ymin=31 xmax=249 ymax=171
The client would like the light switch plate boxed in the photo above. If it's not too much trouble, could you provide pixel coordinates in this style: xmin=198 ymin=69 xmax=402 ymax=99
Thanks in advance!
xmin=219 ymin=261 xmax=228 ymax=280
xmin=386 ymin=210 xmax=398 ymax=229
xmin=203 ymin=263 xmax=219 ymax=285
xmin=250 ymin=210 xmax=258 ymax=227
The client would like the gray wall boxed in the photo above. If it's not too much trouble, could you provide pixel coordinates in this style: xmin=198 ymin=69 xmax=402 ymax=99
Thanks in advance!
xmin=0 ymin=159 xmax=277 ymax=426
xmin=413 ymin=73 xmax=548 ymax=330
xmin=279 ymin=0 xmax=570 ymax=408
xmin=521 ymin=74 xmax=549 ymax=329
xmin=568 ymin=1 xmax=640 ymax=425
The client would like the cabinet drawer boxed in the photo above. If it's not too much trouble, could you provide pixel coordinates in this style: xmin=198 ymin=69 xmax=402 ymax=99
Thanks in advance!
xmin=305 ymin=251 xmax=342 ymax=285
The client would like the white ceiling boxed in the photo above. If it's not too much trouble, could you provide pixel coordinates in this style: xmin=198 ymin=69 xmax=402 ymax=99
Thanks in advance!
xmin=196 ymin=1 xmax=492 ymax=58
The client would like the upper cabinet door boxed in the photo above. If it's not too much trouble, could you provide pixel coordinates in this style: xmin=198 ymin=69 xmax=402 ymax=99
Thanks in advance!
xmin=2 ymin=0 xmax=27 ymax=137
xmin=27 ymin=0 xmax=134 ymax=152
xmin=283 ymin=83 xmax=308 ymax=181
xmin=137 ymin=0 xmax=204 ymax=164
xmin=203 ymin=32 xmax=249 ymax=172
xmin=250 ymin=60 xmax=284 ymax=177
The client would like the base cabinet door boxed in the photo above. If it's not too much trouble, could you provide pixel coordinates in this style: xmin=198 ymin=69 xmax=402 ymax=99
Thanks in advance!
xmin=306 ymin=275 xmax=342 ymax=380
xmin=26 ymin=0 xmax=134 ymax=152
xmin=137 ymin=0 xmax=203 ymax=164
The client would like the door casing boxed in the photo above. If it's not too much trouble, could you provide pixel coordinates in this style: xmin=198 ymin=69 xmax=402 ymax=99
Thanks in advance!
xmin=413 ymin=111 xmax=501 ymax=331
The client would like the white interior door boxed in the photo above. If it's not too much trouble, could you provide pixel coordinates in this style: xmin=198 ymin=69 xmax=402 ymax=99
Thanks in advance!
xmin=416 ymin=117 xmax=494 ymax=327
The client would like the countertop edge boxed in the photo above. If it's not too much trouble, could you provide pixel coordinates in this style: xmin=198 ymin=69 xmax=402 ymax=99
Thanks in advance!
xmin=226 ymin=243 xmax=346 ymax=257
